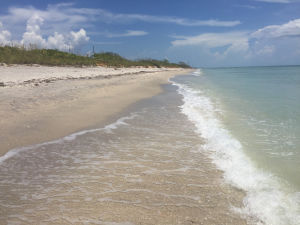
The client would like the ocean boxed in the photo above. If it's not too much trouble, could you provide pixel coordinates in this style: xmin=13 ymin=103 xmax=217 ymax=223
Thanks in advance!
xmin=0 ymin=66 xmax=299 ymax=225
xmin=171 ymin=66 xmax=300 ymax=225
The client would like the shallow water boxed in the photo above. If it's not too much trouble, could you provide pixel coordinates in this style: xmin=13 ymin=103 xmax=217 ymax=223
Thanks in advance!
xmin=171 ymin=67 xmax=300 ymax=225
xmin=0 ymin=84 xmax=246 ymax=225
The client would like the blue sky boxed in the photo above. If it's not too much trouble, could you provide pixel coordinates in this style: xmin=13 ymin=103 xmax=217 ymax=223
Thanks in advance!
xmin=0 ymin=0 xmax=300 ymax=67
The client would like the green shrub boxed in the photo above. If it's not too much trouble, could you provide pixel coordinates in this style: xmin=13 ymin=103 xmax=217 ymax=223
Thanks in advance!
xmin=0 ymin=46 xmax=191 ymax=68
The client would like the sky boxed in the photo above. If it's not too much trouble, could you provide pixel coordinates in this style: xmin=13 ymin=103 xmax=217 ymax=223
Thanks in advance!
xmin=0 ymin=0 xmax=300 ymax=67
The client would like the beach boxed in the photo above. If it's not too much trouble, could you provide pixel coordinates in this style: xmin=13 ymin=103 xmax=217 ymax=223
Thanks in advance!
xmin=0 ymin=65 xmax=189 ymax=157
xmin=1 ymin=0 xmax=299 ymax=224
xmin=0 ymin=65 xmax=250 ymax=225
xmin=2 ymin=65 xmax=299 ymax=225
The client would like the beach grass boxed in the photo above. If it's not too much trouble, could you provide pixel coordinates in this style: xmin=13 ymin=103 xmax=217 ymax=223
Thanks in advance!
xmin=0 ymin=46 xmax=95 ymax=66
xmin=0 ymin=46 xmax=191 ymax=68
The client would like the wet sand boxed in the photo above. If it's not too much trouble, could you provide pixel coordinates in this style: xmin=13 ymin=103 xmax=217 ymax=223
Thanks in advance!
xmin=0 ymin=65 xmax=191 ymax=157
xmin=0 ymin=84 xmax=248 ymax=225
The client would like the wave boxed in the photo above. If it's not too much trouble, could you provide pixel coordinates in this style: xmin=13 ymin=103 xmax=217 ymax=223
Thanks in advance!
xmin=0 ymin=113 xmax=138 ymax=164
xmin=171 ymin=80 xmax=300 ymax=225
xmin=192 ymin=69 xmax=202 ymax=76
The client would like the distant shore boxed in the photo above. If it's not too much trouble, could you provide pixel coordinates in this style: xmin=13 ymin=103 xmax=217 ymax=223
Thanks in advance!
xmin=0 ymin=65 xmax=193 ymax=157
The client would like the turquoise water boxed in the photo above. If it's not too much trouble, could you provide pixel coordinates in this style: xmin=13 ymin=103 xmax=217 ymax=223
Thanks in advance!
xmin=172 ymin=66 xmax=300 ymax=225
xmin=199 ymin=66 xmax=300 ymax=187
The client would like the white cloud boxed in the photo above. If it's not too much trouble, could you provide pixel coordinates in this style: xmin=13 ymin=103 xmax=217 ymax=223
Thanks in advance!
xmin=106 ymin=30 xmax=148 ymax=38
xmin=83 ymin=8 xmax=241 ymax=27
xmin=251 ymin=19 xmax=300 ymax=39
xmin=255 ymin=0 xmax=292 ymax=3
xmin=68 ymin=6 xmax=241 ymax=27
xmin=0 ymin=4 xmax=95 ymax=40
xmin=21 ymin=14 xmax=46 ymax=48
xmin=92 ymin=41 xmax=121 ymax=45
xmin=123 ymin=30 xmax=148 ymax=37
xmin=0 ymin=30 xmax=11 ymax=46
xmin=171 ymin=18 xmax=300 ymax=58
xmin=120 ymin=14 xmax=241 ymax=27
xmin=0 ymin=3 xmax=239 ymax=51
xmin=70 ymin=29 xmax=89 ymax=47
xmin=0 ymin=14 xmax=90 ymax=51
xmin=171 ymin=32 xmax=250 ymax=55
xmin=44 ymin=28 xmax=89 ymax=50
xmin=0 ymin=21 xmax=11 ymax=45
xmin=0 ymin=3 xmax=241 ymax=29
xmin=235 ymin=4 xmax=259 ymax=9
xmin=255 ymin=45 xmax=275 ymax=55
xmin=254 ymin=0 xmax=300 ymax=3
xmin=47 ymin=32 xmax=69 ymax=50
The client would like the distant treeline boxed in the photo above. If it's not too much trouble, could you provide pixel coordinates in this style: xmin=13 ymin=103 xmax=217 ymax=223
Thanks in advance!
xmin=0 ymin=46 xmax=191 ymax=68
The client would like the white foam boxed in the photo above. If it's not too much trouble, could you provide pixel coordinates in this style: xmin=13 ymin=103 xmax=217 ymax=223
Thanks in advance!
xmin=0 ymin=113 xmax=137 ymax=164
xmin=192 ymin=69 xmax=203 ymax=76
xmin=172 ymin=81 xmax=300 ymax=225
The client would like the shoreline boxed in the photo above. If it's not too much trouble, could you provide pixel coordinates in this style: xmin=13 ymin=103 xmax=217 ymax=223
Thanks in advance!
xmin=0 ymin=78 xmax=248 ymax=225
xmin=0 ymin=65 xmax=193 ymax=158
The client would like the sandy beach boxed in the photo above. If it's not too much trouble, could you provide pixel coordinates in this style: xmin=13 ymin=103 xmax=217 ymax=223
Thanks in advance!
xmin=0 ymin=65 xmax=191 ymax=157
xmin=0 ymin=68 xmax=248 ymax=224
xmin=1 ymin=1 xmax=299 ymax=224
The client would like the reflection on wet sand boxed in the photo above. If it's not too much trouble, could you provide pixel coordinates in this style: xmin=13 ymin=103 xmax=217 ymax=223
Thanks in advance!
xmin=0 ymin=86 xmax=247 ymax=225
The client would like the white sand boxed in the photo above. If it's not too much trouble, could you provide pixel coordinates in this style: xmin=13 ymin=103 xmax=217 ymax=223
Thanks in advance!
xmin=0 ymin=65 xmax=192 ymax=156
xmin=0 ymin=65 xmax=180 ymax=86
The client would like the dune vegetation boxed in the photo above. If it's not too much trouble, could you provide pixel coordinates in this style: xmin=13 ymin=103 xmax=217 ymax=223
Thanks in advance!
xmin=0 ymin=46 xmax=191 ymax=68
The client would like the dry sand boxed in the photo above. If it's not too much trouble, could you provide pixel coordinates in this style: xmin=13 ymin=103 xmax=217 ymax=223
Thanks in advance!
xmin=0 ymin=65 xmax=192 ymax=157
xmin=0 ymin=65 xmax=176 ymax=86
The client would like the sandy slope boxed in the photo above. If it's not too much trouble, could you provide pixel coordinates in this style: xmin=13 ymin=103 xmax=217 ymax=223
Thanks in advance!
xmin=0 ymin=65 xmax=192 ymax=157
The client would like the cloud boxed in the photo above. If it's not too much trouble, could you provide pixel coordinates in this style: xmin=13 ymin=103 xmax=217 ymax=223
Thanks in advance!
xmin=21 ymin=14 xmax=46 ymax=48
xmin=255 ymin=45 xmax=275 ymax=55
xmin=0 ymin=21 xmax=11 ymax=45
xmin=171 ymin=18 xmax=300 ymax=52
xmin=251 ymin=19 xmax=300 ymax=38
xmin=0 ymin=3 xmax=241 ymax=29
xmin=67 ymin=6 xmax=241 ymax=27
xmin=234 ymin=4 xmax=259 ymax=9
xmin=79 ymin=7 xmax=241 ymax=27
xmin=170 ymin=18 xmax=300 ymax=66
xmin=106 ymin=30 xmax=148 ymax=38
xmin=47 ymin=32 xmax=69 ymax=50
xmin=70 ymin=28 xmax=90 ymax=47
xmin=0 ymin=14 xmax=90 ymax=51
xmin=171 ymin=32 xmax=250 ymax=55
xmin=92 ymin=41 xmax=121 ymax=45
xmin=0 ymin=4 xmax=95 ymax=40
xmin=118 ymin=14 xmax=241 ymax=27
xmin=255 ymin=0 xmax=291 ymax=3
xmin=0 ymin=30 xmax=11 ymax=46
xmin=0 ymin=3 xmax=240 ymax=51
xmin=254 ymin=0 xmax=300 ymax=3
xmin=45 ymin=28 xmax=89 ymax=50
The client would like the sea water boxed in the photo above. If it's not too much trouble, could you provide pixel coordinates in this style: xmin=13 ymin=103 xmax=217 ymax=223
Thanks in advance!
xmin=171 ymin=66 xmax=300 ymax=225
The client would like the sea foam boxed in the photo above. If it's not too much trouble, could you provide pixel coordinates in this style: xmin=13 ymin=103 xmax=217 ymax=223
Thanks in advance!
xmin=172 ymin=79 xmax=300 ymax=225
xmin=0 ymin=113 xmax=138 ymax=164
xmin=192 ymin=69 xmax=203 ymax=76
